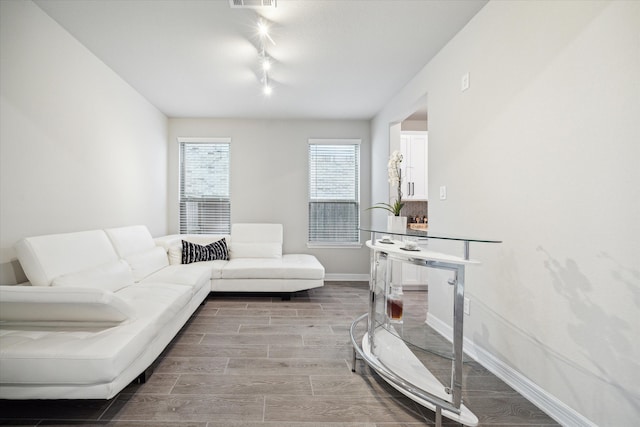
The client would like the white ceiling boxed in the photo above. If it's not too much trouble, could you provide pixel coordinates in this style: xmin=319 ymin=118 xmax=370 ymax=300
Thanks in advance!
xmin=34 ymin=0 xmax=487 ymax=120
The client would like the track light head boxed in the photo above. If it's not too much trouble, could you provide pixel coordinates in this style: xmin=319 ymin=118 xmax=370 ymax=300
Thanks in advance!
xmin=261 ymin=57 xmax=271 ymax=71
xmin=257 ymin=19 xmax=276 ymax=45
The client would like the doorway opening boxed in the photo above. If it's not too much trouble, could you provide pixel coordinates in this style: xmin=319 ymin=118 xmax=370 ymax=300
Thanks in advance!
xmin=389 ymin=100 xmax=428 ymax=230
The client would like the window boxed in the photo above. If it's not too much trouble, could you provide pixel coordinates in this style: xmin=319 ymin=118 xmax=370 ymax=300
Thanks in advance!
xmin=179 ymin=138 xmax=230 ymax=234
xmin=308 ymin=139 xmax=360 ymax=245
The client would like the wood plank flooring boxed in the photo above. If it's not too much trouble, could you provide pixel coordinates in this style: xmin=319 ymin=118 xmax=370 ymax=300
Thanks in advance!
xmin=0 ymin=282 xmax=560 ymax=426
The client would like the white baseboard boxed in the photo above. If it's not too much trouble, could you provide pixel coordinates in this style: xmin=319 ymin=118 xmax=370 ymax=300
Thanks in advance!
xmin=324 ymin=273 xmax=369 ymax=282
xmin=403 ymin=284 xmax=428 ymax=291
xmin=426 ymin=313 xmax=596 ymax=427
xmin=322 ymin=275 xmax=428 ymax=289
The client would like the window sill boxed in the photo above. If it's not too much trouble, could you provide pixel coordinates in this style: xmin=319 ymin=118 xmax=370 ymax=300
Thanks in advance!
xmin=307 ymin=242 xmax=363 ymax=249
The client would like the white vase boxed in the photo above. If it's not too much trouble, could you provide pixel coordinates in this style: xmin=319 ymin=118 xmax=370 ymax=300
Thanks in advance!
xmin=387 ymin=216 xmax=407 ymax=234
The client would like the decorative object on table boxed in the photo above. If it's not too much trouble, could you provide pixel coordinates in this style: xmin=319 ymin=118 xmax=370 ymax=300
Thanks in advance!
xmin=386 ymin=284 xmax=404 ymax=323
xmin=378 ymin=235 xmax=394 ymax=244
xmin=401 ymin=239 xmax=420 ymax=251
xmin=387 ymin=215 xmax=407 ymax=233
xmin=368 ymin=150 xmax=407 ymax=232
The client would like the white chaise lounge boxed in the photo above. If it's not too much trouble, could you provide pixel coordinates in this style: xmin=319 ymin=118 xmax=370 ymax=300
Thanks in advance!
xmin=156 ymin=223 xmax=325 ymax=297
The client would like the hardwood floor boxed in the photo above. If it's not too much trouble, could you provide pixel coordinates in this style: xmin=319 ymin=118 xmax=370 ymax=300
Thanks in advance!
xmin=0 ymin=282 xmax=559 ymax=426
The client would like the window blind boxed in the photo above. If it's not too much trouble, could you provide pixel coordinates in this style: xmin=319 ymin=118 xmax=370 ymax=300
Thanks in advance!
xmin=179 ymin=139 xmax=230 ymax=234
xmin=308 ymin=140 xmax=360 ymax=244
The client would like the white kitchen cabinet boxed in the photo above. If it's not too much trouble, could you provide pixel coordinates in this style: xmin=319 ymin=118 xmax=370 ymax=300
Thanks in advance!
xmin=400 ymin=132 xmax=428 ymax=200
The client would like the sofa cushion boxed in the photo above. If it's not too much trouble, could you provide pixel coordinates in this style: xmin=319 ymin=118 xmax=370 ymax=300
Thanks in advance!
xmin=51 ymin=260 xmax=134 ymax=293
xmin=0 ymin=286 xmax=135 ymax=326
xmin=104 ymin=225 xmax=155 ymax=258
xmin=182 ymin=238 xmax=229 ymax=264
xmin=221 ymin=254 xmax=324 ymax=280
xmin=115 ymin=282 xmax=193 ymax=328
xmin=14 ymin=230 xmax=119 ymax=286
xmin=125 ymin=247 xmax=169 ymax=281
xmin=204 ymin=260 xmax=227 ymax=280
xmin=230 ymin=223 xmax=283 ymax=259
xmin=142 ymin=263 xmax=212 ymax=290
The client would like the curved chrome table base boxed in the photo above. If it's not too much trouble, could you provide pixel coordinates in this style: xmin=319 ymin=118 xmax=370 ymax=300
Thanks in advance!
xmin=350 ymin=313 xmax=478 ymax=427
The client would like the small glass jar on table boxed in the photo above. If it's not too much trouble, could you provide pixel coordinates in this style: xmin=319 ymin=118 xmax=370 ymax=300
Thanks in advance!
xmin=386 ymin=284 xmax=403 ymax=323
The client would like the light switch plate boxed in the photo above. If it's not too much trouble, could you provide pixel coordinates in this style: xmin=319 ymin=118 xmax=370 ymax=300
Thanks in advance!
xmin=461 ymin=72 xmax=470 ymax=91
xmin=439 ymin=186 xmax=447 ymax=200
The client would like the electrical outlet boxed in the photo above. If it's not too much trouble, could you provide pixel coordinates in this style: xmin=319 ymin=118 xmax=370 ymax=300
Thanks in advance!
xmin=464 ymin=297 xmax=470 ymax=315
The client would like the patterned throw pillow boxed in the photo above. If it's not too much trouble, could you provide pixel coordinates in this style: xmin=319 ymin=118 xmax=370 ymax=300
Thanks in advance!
xmin=181 ymin=238 xmax=229 ymax=264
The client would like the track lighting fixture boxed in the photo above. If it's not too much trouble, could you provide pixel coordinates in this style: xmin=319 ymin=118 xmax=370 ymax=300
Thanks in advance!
xmin=257 ymin=19 xmax=275 ymax=96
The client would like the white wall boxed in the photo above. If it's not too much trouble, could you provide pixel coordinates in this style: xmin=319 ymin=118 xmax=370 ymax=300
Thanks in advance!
xmin=372 ymin=1 xmax=639 ymax=425
xmin=0 ymin=1 xmax=168 ymax=284
xmin=168 ymin=118 xmax=371 ymax=278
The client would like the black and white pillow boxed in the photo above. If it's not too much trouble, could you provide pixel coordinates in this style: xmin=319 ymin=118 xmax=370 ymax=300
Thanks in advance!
xmin=181 ymin=238 xmax=229 ymax=264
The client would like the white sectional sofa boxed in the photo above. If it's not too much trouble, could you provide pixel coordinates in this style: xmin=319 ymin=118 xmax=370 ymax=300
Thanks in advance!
xmin=0 ymin=223 xmax=324 ymax=399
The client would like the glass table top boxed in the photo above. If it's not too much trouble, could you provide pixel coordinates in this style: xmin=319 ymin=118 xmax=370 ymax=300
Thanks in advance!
xmin=360 ymin=227 xmax=502 ymax=244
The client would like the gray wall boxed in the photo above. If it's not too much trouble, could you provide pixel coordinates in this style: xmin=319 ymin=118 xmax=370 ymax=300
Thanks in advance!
xmin=372 ymin=1 xmax=639 ymax=425
xmin=168 ymin=118 xmax=371 ymax=278
xmin=0 ymin=1 xmax=168 ymax=284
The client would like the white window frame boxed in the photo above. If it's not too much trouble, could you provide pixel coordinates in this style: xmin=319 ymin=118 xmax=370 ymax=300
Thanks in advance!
xmin=178 ymin=137 xmax=231 ymax=234
xmin=308 ymin=138 xmax=361 ymax=248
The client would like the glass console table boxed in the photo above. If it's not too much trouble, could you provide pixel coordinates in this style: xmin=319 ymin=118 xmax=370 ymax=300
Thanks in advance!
xmin=350 ymin=228 xmax=501 ymax=427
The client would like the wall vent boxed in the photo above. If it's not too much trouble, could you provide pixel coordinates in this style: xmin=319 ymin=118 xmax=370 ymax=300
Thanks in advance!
xmin=229 ymin=0 xmax=277 ymax=8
